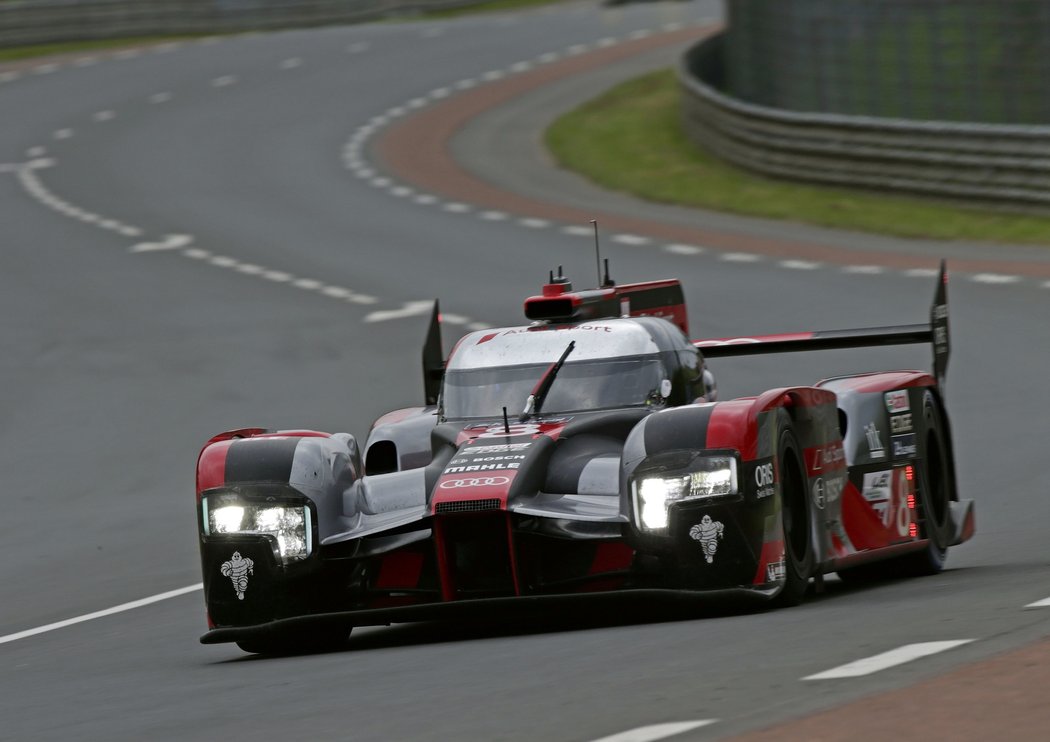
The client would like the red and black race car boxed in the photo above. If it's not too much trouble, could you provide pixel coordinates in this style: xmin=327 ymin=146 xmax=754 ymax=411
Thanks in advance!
xmin=196 ymin=262 xmax=974 ymax=653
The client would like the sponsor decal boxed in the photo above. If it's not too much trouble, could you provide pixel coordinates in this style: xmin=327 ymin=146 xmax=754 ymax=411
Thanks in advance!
xmin=444 ymin=463 xmax=521 ymax=473
xmin=884 ymin=390 xmax=910 ymax=414
xmin=892 ymin=433 xmax=917 ymax=458
xmin=862 ymin=471 xmax=893 ymax=525
xmin=475 ymin=423 xmax=541 ymax=439
xmin=811 ymin=442 xmax=846 ymax=472
xmin=439 ymin=476 xmax=511 ymax=489
xmin=220 ymin=551 xmax=254 ymax=601
xmin=864 ymin=422 xmax=885 ymax=459
xmin=754 ymin=462 xmax=775 ymax=499
xmin=812 ymin=478 xmax=826 ymax=509
xmin=766 ymin=559 xmax=786 ymax=582
xmin=448 ymin=454 xmax=526 ymax=466
xmin=825 ymin=475 xmax=844 ymax=504
xmin=689 ymin=514 xmax=724 ymax=563
xmin=463 ymin=443 xmax=532 ymax=454
xmin=890 ymin=413 xmax=913 ymax=434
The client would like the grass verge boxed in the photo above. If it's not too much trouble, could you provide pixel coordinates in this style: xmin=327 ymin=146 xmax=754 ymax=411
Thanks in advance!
xmin=545 ymin=69 xmax=1050 ymax=244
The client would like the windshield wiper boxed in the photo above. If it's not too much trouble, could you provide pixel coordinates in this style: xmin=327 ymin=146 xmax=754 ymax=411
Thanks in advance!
xmin=521 ymin=341 xmax=575 ymax=422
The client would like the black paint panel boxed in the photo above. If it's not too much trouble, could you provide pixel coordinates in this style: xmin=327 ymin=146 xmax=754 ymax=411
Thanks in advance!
xmin=225 ymin=437 xmax=301 ymax=484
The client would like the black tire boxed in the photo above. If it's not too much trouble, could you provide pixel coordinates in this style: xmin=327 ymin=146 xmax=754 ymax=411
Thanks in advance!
xmin=773 ymin=412 xmax=813 ymax=606
xmin=237 ymin=626 xmax=352 ymax=656
xmin=838 ymin=390 xmax=953 ymax=582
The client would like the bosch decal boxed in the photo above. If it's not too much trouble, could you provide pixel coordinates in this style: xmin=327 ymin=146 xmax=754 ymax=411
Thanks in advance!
xmin=892 ymin=434 xmax=917 ymax=458
xmin=689 ymin=515 xmax=724 ymax=563
xmin=447 ymin=454 xmax=527 ymax=466
xmin=439 ymin=476 xmax=511 ymax=489
xmin=864 ymin=422 xmax=886 ymax=459
xmin=812 ymin=478 xmax=826 ymax=509
xmin=884 ymin=390 xmax=910 ymax=413
xmin=220 ymin=551 xmax=254 ymax=601
xmin=890 ymin=413 xmax=913 ymax=434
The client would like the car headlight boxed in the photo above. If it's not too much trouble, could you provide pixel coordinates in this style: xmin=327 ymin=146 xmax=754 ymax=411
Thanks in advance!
xmin=203 ymin=496 xmax=312 ymax=562
xmin=634 ymin=455 xmax=738 ymax=532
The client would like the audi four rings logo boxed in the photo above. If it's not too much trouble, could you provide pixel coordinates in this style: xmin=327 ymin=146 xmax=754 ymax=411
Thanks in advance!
xmin=439 ymin=476 xmax=511 ymax=489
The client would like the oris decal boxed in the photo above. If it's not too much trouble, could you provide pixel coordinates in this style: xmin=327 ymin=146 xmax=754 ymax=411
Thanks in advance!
xmin=439 ymin=476 xmax=511 ymax=489
xmin=689 ymin=515 xmax=724 ymax=563
xmin=884 ymin=390 xmax=910 ymax=414
xmin=754 ymin=462 xmax=774 ymax=499
xmin=220 ymin=551 xmax=254 ymax=601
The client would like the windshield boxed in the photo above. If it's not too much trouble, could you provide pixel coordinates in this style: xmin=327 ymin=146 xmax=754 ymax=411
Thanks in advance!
xmin=442 ymin=355 xmax=665 ymax=420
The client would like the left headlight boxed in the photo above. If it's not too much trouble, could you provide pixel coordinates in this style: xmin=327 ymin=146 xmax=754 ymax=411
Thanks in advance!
xmin=633 ymin=455 xmax=738 ymax=532
xmin=203 ymin=496 xmax=312 ymax=562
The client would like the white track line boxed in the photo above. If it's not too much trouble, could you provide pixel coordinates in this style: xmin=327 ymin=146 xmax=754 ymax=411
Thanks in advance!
xmin=0 ymin=584 xmax=202 ymax=646
xmin=803 ymin=640 xmax=975 ymax=680
xmin=589 ymin=720 xmax=718 ymax=742
xmin=1025 ymin=596 xmax=1050 ymax=608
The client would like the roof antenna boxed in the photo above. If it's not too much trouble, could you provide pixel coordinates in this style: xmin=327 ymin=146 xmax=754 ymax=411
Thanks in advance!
xmin=603 ymin=258 xmax=614 ymax=288
xmin=591 ymin=220 xmax=602 ymax=287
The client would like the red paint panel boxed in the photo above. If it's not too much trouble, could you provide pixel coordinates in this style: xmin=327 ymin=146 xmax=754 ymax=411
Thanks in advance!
xmin=196 ymin=439 xmax=233 ymax=498
xmin=375 ymin=550 xmax=425 ymax=590
xmin=841 ymin=480 xmax=893 ymax=552
xmin=431 ymin=519 xmax=455 ymax=602
xmin=587 ymin=542 xmax=635 ymax=575
xmin=453 ymin=420 xmax=567 ymax=446
xmin=505 ymin=514 xmax=522 ymax=596
xmin=705 ymin=399 xmax=759 ymax=460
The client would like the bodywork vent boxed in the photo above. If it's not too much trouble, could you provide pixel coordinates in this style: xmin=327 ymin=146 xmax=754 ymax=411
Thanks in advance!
xmin=435 ymin=499 xmax=502 ymax=514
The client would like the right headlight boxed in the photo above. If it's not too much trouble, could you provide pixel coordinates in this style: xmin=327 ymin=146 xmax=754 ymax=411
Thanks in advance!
xmin=203 ymin=494 xmax=312 ymax=562
xmin=633 ymin=454 xmax=738 ymax=532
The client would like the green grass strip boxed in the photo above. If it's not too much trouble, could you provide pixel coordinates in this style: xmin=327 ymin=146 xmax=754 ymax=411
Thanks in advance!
xmin=545 ymin=69 xmax=1050 ymax=244
xmin=0 ymin=36 xmax=208 ymax=63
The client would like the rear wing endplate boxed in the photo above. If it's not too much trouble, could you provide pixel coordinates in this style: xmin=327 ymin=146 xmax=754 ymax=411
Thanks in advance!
xmin=696 ymin=261 xmax=950 ymax=387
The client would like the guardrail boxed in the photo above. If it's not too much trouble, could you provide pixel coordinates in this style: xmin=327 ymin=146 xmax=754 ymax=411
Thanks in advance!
xmin=0 ymin=0 xmax=485 ymax=48
xmin=679 ymin=34 xmax=1050 ymax=209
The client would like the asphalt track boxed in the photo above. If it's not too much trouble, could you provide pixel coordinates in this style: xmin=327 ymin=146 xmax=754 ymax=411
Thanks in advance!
xmin=2 ymin=2 xmax=1050 ymax=740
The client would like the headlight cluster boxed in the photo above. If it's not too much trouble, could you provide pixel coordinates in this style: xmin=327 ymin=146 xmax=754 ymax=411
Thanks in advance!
xmin=634 ymin=455 xmax=738 ymax=532
xmin=203 ymin=496 xmax=312 ymax=561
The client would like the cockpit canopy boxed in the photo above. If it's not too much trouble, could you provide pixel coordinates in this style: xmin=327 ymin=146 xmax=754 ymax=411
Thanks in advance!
xmin=440 ymin=319 xmax=701 ymax=420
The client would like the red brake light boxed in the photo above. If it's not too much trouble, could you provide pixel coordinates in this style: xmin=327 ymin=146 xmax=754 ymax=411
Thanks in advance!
xmin=905 ymin=465 xmax=914 ymax=482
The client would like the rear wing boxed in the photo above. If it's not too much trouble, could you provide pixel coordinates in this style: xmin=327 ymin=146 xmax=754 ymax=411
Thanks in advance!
xmin=695 ymin=261 xmax=950 ymax=387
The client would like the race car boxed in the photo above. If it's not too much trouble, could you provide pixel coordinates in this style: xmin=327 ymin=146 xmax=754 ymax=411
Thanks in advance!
xmin=196 ymin=262 xmax=974 ymax=653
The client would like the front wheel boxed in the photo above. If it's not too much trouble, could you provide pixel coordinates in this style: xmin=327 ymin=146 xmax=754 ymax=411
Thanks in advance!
xmin=773 ymin=412 xmax=813 ymax=606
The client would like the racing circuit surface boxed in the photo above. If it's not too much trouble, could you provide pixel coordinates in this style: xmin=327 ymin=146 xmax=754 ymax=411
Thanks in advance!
xmin=3 ymin=1 xmax=1050 ymax=739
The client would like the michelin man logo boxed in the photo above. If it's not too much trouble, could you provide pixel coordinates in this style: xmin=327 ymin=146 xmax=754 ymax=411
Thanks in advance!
xmin=689 ymin=515 xmax=725 ymax=564
xmin=220 ymin=551 xmax=254 ymax=600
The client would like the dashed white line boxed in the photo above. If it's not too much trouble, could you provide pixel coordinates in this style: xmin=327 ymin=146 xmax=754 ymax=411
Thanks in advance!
xmin=210 ymin=256 xmax=238 ymax=268
xmin=482 ymin=70 xmax=505 ymax=81
xmin=429 ymin=87 xmax=451 ymax=99
xmin=970 ymin=273 xmax=1020 ymax=284
xmin=510 ymin=61 xmax=533 ymax=73
xmin=150 ymin=92 xmax=173 ymax=104
xmin=467 ymin=322 xmax=491 ymax=331
xmin=1024 ymin=596 xmax=1050 ymax=608
xmin=803 ymin=640 xmax=975 ymax=680
xmin=346 ymin=41 xmax=370 ymax=54
xmin=365 ymin=300 xmax=434 ymax=323
xmin=628 ymin=29 xmax=653 ymax=40
xmin=53 ymin=128 xmax=73 ymax=140
xmin=389 ymin=186 xmax=414 ymax=198
xmin=33 ymin=63 xmax=59 ymax=75
xmin=444 ymin=202 xmax=471 ymax=213
xmin=92 ymin=110 xmax=116 ymax=122
xmin=780 ymin=259 xmax=821 ymax=270
xmin=588 ymin=720 xmax=718 ymax=742
xmin=0 ymin=71 xmax=20 ymax=83
xmin=720 ymin=252 xmax=762 ymax=263
xmin=664 ymin=244 xmax=706 ymax=255
xmin=0 ymin=584 xmax=202 ymax=646
xmin=25 ymin=146 xmax=46 ymax=158
xmin=842 ymin=265 xmax=885 ymax=274
xmin=130 ymin=234 xmax=194 ymax=253
xmin=414 ymin=194 xmax=438 ymax=205
xmin=596 ymin=37 xmax=618 ymax=48
xmin=113 ymin=49 xmax=140 ymax=61
xmin=519 ymin=217 xmax=550 ymax=229
xmin=293 ymin=278 xmax=322 ymax=290
xmin=537 ymin=52 xmax=560 ymax=63
xmin=442 ymin=313 xmax=470 ymax=325
xmin=184 ymin=248 xmax=211 ymax=260
xmin=280 ymin=57 xmax=303 ymax=69
xmin=904 ymin=268 xmax=939 ymax=278
xmin=567 ymin=44 xmax=590 ymax=55
xmin=407 ymin=97 xmax=428 ymax=109
xmin=612 ymin=234 xmax=651 ymax=246
xmin=211 ymin=75 xmax=237 ymax=87
xmin=479 ymin=210 xmax=508 ymax=221
xmin=262 ymin=270 xmax=292 ymax=283
xmin=454 ymin=79 xmax=477 ymax=90
xmin=236 ymin=263 xmax=264 ymax=275
xmin=562 ymin=225 xmax=594 ymax=237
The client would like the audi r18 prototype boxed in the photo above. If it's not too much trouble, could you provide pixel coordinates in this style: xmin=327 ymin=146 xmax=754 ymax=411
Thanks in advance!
xmin=196 ymin=262 xmax=974 ymax=653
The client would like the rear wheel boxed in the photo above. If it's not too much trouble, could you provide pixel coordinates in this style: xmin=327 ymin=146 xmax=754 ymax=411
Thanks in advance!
xmin=773 ymin=413 xmax=813 ymax=606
